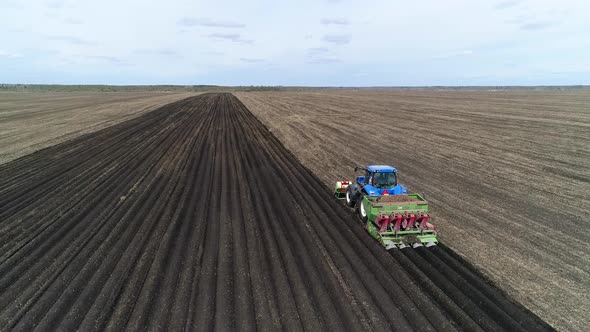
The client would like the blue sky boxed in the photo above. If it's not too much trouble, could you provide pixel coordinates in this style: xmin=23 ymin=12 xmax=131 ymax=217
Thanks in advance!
xmin=1 ymin=0 xmax=589 ymax=86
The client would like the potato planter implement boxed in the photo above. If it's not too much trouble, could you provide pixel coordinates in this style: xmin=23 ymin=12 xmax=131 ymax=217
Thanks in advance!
xmin=335 ymin=165 xmax=437 ymax=250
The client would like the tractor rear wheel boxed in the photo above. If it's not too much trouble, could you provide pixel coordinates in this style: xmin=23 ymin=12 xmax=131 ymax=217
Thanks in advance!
xmin=357 ymin=194 xmax=368 ymax=222
xmin=345 ymin=187 xmax=356 ymax=207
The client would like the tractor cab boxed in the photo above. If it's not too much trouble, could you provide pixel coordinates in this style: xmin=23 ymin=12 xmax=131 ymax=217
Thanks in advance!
xmin=354 ymin=165 xmax=407 ymax=196
xmin=333 ymin=164 xmax=407 ymax=200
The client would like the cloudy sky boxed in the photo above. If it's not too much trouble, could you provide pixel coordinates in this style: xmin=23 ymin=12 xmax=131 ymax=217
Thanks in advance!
xmin=1 ymin=0 xmax=589 ymax=86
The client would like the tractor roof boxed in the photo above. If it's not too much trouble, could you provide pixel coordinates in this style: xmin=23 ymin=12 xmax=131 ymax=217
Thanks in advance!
xmin=367 ymin=165 xmax=397 ymax=173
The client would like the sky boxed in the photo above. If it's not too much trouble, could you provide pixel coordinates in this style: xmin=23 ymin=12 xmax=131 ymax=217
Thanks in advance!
xmin=0 ymin=0 xmax=589 ymax=86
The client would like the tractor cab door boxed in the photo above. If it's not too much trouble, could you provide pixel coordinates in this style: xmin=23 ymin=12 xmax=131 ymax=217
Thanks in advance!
xmin=355 ymin=175 xmax=365 ymax=185
xmin=359 ymin=171 xmax=375 ymax=194
xmin=365 ymin=171 xmax=372 ymax=185
xmin=355 ymin=171 xmax=372 ymax=186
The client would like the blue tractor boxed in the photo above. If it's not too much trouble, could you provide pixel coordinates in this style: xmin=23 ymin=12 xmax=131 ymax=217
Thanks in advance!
xmin=334 ymin=165 xmax=408 ymax=218
xmin=334 ymin=165 xmax=437 ymax=249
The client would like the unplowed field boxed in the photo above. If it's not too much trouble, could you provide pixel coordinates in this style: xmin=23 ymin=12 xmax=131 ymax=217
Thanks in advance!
xmin=0 ymin=93 xmax=550 ymax=330
xmin=0 ymin=92 xmax=194 ymax=164
xmin=236 ymin=89 xmax=590 ymax=331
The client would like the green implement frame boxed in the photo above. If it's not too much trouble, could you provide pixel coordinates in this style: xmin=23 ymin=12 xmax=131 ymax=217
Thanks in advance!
xmin=360 ymin=194 xmax=438 ymax=249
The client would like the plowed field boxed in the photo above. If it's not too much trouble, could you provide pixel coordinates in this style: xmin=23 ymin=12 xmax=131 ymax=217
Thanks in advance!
xmin=236 ymin=89 xmax=590 ymax=331
xmin=0 ymin=92 xmax=194 ymax=164
xmin=0 ymin=93 xmax=551 ymax=330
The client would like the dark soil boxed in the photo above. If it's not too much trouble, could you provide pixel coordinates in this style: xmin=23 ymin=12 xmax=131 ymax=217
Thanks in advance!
xmin=237 ymin=90 xmax=590 ymax=331
xmin=0 ymin=94 xmax=553 ymax=331
xmin=376 ymin=195 xmax=420 ymax=203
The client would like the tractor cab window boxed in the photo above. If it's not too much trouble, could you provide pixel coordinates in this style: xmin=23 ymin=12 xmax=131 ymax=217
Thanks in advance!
xmin=373 ymin=172 xmax=397 ymax=188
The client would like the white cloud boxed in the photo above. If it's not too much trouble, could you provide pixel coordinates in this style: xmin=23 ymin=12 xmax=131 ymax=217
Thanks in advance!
xmin=321 ymin=18 xmax=351 ymax=25
xmin=431 ymin=50 xmax=474 ymax=59
xmin=495 ymin=0 xmax=522 ymax=10
xmin=0 ymin=50 xmax=21 ymax=58
xmin=178 ymin=18 xmax=246 ymax=28
xmin=322 ymin=34 xmax=351 ymax=45
xmin=207 ymin=33 xmax=253 ymax=44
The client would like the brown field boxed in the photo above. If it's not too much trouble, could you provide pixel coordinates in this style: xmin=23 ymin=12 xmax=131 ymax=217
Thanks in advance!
xmin=236 ymin=89 xmax=590 ymax=331
xmin=0 ymin=94 xmax=551 ymax=330
xmin=0 ymin=92 xmax=195 ymax=164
